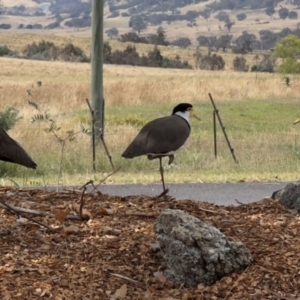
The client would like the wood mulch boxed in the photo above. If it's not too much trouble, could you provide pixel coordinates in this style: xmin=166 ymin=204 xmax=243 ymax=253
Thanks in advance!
xmin=0 ymin=187 xmax=299 ymax=300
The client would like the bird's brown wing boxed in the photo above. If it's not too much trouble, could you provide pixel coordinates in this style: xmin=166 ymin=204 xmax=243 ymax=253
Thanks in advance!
xmin=0 ymin=129 xmax=37 ymax=169
xmin=122 ymin=115 xmax=190 ymax=158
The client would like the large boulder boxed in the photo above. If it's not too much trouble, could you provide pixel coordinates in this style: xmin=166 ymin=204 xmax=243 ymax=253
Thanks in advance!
xmin=154 ymin=209 xmax=253 ymax=287
xmin=272 ymin=182 xmax=300 ymax=211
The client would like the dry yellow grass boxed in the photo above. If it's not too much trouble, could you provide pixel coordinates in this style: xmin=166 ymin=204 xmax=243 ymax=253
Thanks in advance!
xmin=2 ymin=0 xmax=38 ymax=7
xmin=0 ymin=56 xmax=296 ymax=108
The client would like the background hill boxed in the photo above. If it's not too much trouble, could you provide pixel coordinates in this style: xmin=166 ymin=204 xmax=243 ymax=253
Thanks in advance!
xmin=1 ymin=0 xmax=300 ymax=49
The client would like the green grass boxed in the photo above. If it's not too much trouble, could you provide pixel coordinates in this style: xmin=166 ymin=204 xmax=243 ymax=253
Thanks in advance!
xmin=2 ymin=98 xmax=300 ymax=187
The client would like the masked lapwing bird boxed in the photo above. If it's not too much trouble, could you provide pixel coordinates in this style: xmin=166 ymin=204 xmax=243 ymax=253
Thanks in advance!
xmin=122 ymin=103 xmax=199 ymax=196
xmin=0 ymin=128 xmax=37 ymax=169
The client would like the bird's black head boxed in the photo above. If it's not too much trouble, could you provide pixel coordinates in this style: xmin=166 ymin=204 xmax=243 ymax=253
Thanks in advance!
xmin=172 ymin=103 xmax=193 ymax=115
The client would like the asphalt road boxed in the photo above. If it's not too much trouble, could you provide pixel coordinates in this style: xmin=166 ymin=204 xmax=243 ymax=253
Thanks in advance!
xmin=87 ymin=182 xmax=290 ymax=206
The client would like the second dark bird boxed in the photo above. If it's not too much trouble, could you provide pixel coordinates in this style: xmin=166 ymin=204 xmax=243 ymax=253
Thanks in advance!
xmin=122 ymin=103 xmax=199 ymax=196
xmin=0 ymin=128 xmax=37 ymax=169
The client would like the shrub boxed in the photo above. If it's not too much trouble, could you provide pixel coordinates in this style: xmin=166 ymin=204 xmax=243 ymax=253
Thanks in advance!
xmin=236 ymin=13 xmax=247 ymax=21
xmin=0 ymin=45 xmax=11 ymax=56
xmin=200 ymin=53 xmax=225 ymax=70
xmin=65 ymin=16 xmax=91 ymax=28
xmin=44 ymin=21 xmax=60 ymax=29
xmin=251 ymin=54 xmax=275 ymax=73
xmin=233 ymin=56 xmax=249 ymax=72
xmin=119 ymin=31 xmax=148 ymax=43
xmin=0 ymin=24 xmax=11 ymax=30
xmin=0 ymin=107 xmax=22 ymax=131
xmin=22 ymin=41 xmax=89 ymax=62
xmin=58 ymin=43 xmax=89 ymax=62
xmin=170 ymin=37 xmax=191 ymax=48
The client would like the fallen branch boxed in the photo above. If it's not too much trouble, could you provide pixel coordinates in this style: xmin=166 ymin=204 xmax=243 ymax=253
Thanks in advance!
xmin=125 ymin=211 xmax=157 ymax=217
xmin=0 ymin=198 xmax=51 ymax=231
xmin=0 ymin=202 xmax=85 ymax=221
xmin=109 ymin=272 xmax=143 ymax=286
xmin=197 ymin=206 xmax=219 ymax=214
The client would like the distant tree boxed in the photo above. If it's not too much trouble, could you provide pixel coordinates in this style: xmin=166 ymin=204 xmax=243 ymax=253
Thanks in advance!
xmin=265 ymin=7 xmax=275 ymax=18
xmin=289 ymin=11 xmax=298 ymax=19
xmin=215 ymin=11 xmax=230 ymax=23
xmin=293 ymin=0 xmax=300 ymax=8
xmin=103 ymin=42 xmax=112 ymax=63
xmin=155 ymin=26 xmax=169 ymax=45
xmin=0 ymin=0 xmax=3 ymax=15
xmin=236 ymin=13 xmax=247 ymax=21
xmin=216 ymin=35 xmax=233 ymax=52
xmin=278 ymin=8 xmax=289 ymax=19
xmin=193 ymin=47 xmax=202 ymax=69
xmin=129 ymin=15 xmax=147 ymax=35
xmin=232 ymin=31 xmax=257 ymax=54
xmin=148 ymin=27 xmax=169 ymax=46
xmin=259 ymin=30 xmax=278 ymax=50
xmin=171 ymin=37 xmax=191 ymax=48
xmin=200 ymin=9 xmax=211 ymax=21
xmin=233 ymin=56 xmax=249 ymax=72
xmin=225 ymin=20 xmax=235 ymax=32
xmin=119 ymin=32 xmax=148 ymax=44
xmin=108 ymin=11 xmax=120 ymax=18
xmin=0 ymin=23 xmax=10 ymax=29
xmin=200 ymin=53 xmax=225 ymax=71
xmin=105 ymin=27 xmax=119 ymax=39
xmin=148 ymin=46 xmax=163 ymax=67
xmin=185 ymin=10 xmax=200 ymax=22
xmin=253 ymin=54 xmax=275 ymax=73
xmin=197 ymin=35 xmax=217 ymax=51
xmin=274 ymin=35 xmax=300 ymax=73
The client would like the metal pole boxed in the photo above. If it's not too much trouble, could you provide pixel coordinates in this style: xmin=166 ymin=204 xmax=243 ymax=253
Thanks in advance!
xmin=209 ymin=93 xmax=238 ymax=163
xmin=91 ymin=0 xmax=104 ymax=139
xmin=213 ymin=111 xmax=217 ymax=159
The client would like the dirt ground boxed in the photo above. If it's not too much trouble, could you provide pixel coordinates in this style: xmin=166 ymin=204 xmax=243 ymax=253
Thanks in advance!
xmin=0 ymin=187 xmax=299 ymax=300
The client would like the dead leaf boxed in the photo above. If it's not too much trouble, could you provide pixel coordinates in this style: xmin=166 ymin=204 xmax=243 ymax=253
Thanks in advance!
xmin=69 ymin=204 xmax=92 ymax=218
xmin=100 ymin=226 xmax=122 ymax=235
xmin=143 ymin=289 xmax=153 ymax=300
xmin=153 ymin=271 xmax=166 ymax=284
xmin=53 ymin=210 xmax=69 ymax=224
xmin=96 ymin=208 xmax=115 ymax=216
xmin=114 ymin=284 xmax=127 ymax=299
xmin=63 ymin=225 xmax=80 ymax=234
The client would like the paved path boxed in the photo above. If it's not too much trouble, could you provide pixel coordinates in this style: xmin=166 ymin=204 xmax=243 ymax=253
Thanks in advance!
xmin=90 ymin=182 xmax=289 ymax=206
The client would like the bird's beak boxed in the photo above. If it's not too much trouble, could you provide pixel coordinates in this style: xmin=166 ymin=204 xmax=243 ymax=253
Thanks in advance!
xmin=294 ymin=118 xmax=300 ymax=125
xmin=191 ymin=110 xmax=201 ymax=121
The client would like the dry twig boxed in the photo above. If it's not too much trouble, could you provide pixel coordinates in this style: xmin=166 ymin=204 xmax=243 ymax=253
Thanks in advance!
xmin=90 ymin=166 xmax=121 ymax=193
xmin=0 ymin=198 xmax=51 ymax=231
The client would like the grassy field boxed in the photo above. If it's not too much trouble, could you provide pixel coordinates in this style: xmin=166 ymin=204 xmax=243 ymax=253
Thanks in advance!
xmin=1 ymin=54 xmax=300 ymax=187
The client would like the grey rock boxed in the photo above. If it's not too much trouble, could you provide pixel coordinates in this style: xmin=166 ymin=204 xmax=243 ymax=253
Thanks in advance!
xmin=271 ymin=182 xmax=300 ymax=211
xmin=154 ymin=209 xmax=253 ymax=287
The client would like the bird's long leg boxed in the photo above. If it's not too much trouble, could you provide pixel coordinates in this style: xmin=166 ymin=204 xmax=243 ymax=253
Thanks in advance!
xmin=158 ymin=157 xmax=169 ymax=197
xmin=159 ymin=157 xmax=166 ymax=192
